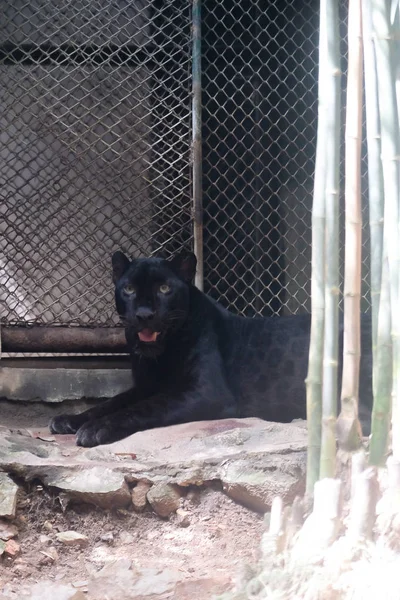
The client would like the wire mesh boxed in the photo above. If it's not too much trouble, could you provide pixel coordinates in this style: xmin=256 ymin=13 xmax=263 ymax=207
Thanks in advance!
xmin=0 ymin=0 xmax=193 ymax=326
xmin=1 ymin=0 xmax=372 ymax=338
xmin=202 ymin=0 xmax=371 ymax=318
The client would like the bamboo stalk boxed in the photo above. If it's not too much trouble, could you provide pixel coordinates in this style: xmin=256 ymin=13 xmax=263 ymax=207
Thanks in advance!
xmin=320 ymin=0 xmax=341 ymax=480
xmin=362 ymin=0 xmax=384 ymax=378
xmin=392 ymin=0 xmax=400 ymax=466
xmin=387 ymin=454 xmax=400 ymax=489
xmin=305 ymin=0 xmax=328 ymax=495
xmin=347 ymin=466 xmax=378 ymax=541
xmin=337 ymin=0 xmax=363 ymax=452
xmin=261 ymin=496 xmax=287 ymax=557
xmin=369 ymin=253 xmax=392 ymax=464
xmin=392 ymin=0 xmax=400 ymax=123
xmin=351 ymin=450 xmax=366 ymax=499
xmin=372 ymin=0 xmax=400 ymax=460
xmin=293 ymin=479 xmax=342 ymax=562
xmin=364 ymin=0 xmax=393 ymax=466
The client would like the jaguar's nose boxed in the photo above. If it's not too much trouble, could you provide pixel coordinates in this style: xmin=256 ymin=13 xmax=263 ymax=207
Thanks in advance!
xmin=136 ymin=307 xmax=155 ymax=322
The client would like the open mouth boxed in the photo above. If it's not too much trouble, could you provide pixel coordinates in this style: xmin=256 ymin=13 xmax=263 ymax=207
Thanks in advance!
xmin=138 ymin=329 xmax=160 ymax=343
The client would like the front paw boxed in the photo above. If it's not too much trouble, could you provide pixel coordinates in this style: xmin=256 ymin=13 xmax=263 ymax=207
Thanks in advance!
xmin=49 ymin=413 xmax=88 ymax=435
xmin=75 ymin=419 xmax=126 ymax=447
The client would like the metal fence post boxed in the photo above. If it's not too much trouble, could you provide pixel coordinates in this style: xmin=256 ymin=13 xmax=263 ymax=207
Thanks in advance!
xmin=192 ymin=0 xmax=203 ymax=291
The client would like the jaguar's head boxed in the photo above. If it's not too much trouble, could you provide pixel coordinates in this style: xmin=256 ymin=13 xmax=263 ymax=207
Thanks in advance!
xmin=112 ymin=251 xmax=197 ymax=357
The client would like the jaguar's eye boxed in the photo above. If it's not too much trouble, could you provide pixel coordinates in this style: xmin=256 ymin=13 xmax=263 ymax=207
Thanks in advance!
xmin=123 ymin=284 xmax=136 ymax=295
xmin=159 ymin=284 xmax=171 ymax=294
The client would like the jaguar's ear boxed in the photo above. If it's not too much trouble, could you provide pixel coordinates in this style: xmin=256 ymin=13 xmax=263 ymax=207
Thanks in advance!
xmin=112 ymin=251 xmax=130 ymax=283
xmin=169 ymin=252 xmax=197 ymax=283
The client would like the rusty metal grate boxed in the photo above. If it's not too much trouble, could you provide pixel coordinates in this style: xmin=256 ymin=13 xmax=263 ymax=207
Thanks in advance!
xmin=0 ymin=0 xmax=193 ymax=327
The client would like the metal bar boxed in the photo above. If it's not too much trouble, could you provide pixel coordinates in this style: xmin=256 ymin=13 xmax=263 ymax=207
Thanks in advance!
xmin=2 ymin=327 xmax=127 ymax=354
xmin=192 ymin=0 xmax=203 ymax=290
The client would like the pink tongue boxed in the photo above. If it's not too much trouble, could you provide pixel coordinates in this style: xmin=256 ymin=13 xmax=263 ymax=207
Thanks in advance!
xmin=138 ymin=329 xmax=159 ymax=343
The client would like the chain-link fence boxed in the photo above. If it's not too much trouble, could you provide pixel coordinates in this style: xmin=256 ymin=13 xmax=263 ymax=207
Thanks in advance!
xmin=202 ymin=0 xmax=371 ymax=318
xmin=1 ymin=1 xmax=371 ymax=349
xmin=0 ymin=0 xmax=193 ymax=327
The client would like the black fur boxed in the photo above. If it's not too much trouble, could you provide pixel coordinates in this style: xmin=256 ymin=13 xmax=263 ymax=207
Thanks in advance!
xmin=49 ymin=252 xmax=373 ymax=447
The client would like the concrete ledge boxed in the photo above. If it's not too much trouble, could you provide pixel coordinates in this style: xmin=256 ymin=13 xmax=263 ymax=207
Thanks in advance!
xmin=0 ymin=361 xmax=132 ymax=403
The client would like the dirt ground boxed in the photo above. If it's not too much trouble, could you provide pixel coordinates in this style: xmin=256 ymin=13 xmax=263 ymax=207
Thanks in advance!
xmin=0 ymin=479 xmax=264 ymax=599
xmin=4 ymin=403 xmax=400 ymax=599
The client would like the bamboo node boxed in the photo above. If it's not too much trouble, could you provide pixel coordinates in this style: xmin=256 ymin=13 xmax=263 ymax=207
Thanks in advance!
xmin=324 ymin=359 xmax=339 ymax=367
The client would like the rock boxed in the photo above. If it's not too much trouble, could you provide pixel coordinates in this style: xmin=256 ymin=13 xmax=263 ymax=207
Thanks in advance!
xmin=176 ymin=508 xmax=191 ymax=527
xmin=72 ymin=581 xmax=88 ymax=592
xmin=147 ymin=483 xmax=182 ymax=517
xmin=39 ymin=534 xmax=52 ymax=545
xmin=43 ymin=466 xmax=132 ymax=510
xmin=39 ymin=547 xmax=59 ymax=562
xmin=43 ymin=521 xmax=53 ymax=531
xmin=174 ymin=576 xmax=231 ymax=599
xmin=4 ymin=539 xmax=20 ymax=557
xmin=22 ymin=582 xmax=86 ymax=600
xmin=87 ymin=559 xmax=134 ymax=600
xmin=0 ymin=473 xmax=18 ymax=519
xmin=12 ymin=558 xmax=34 ymax=577
xmin=131 ymin=481 xmax=152 ymax=512
xmin=222 ymin=451 xmax=306 ymax=512
xmin=0 ymin=419 xmax=307 ymax=515
xmin=87 ymin=559 xmax=180 ymax=600
xmin=39 ymin=546 xmax=59 ymax=565
xmin=0 ymin=520 xmax=18 ymax=540
xmin=55 ymin=531 xmax=89 ymax=547
xmin=119 ymin=531 xmax=135 ymax=544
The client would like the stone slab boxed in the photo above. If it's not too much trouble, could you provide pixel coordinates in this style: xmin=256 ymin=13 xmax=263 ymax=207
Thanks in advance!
xmin=0 ymin=418 xmax=307 ymax=512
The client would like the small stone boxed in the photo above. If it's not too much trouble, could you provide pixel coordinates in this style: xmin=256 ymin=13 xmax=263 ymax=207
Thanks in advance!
xmin=88 ymin=560 xmax=180 ymax=600
xmin=12 ymin=561 xmax=34 ymax=577
xmin=43 ymin=521 xmax=53 ymax=531
xmin=119 ymin=531 xmax=135 ymax=544
xmin=56 ymin=531 xmax=89 ymax=546
xmin=0 ymin=520 xmax=18 ymax=541
xmin=0 ymin=473 xmax=19 ymax=519
xmin=39 ymin=547 xmax=59 ymax=564
xmin=45 ymin=547 xmax=59 ymax=561
xmin=40 ymin=535 xmax=52 ymax=545
xmin=17 ymin=515 xmax=27 ymax=523
xmin=100 ymin=532 xmax=114 ymax=544
xmin=147 ymin=483 xmax=182 ymax=518
xmin=72 ymin=580 xmax=88 ymax=591
xmin=24 ymin=581 xmax=86 ymax=600
xmin=131 ymin=481 xmax=152 ymax=512
xmin=176 ymin=509 xmax=190 ymax=528
xmin=5 ymin=539 xmax=20 ymax=557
